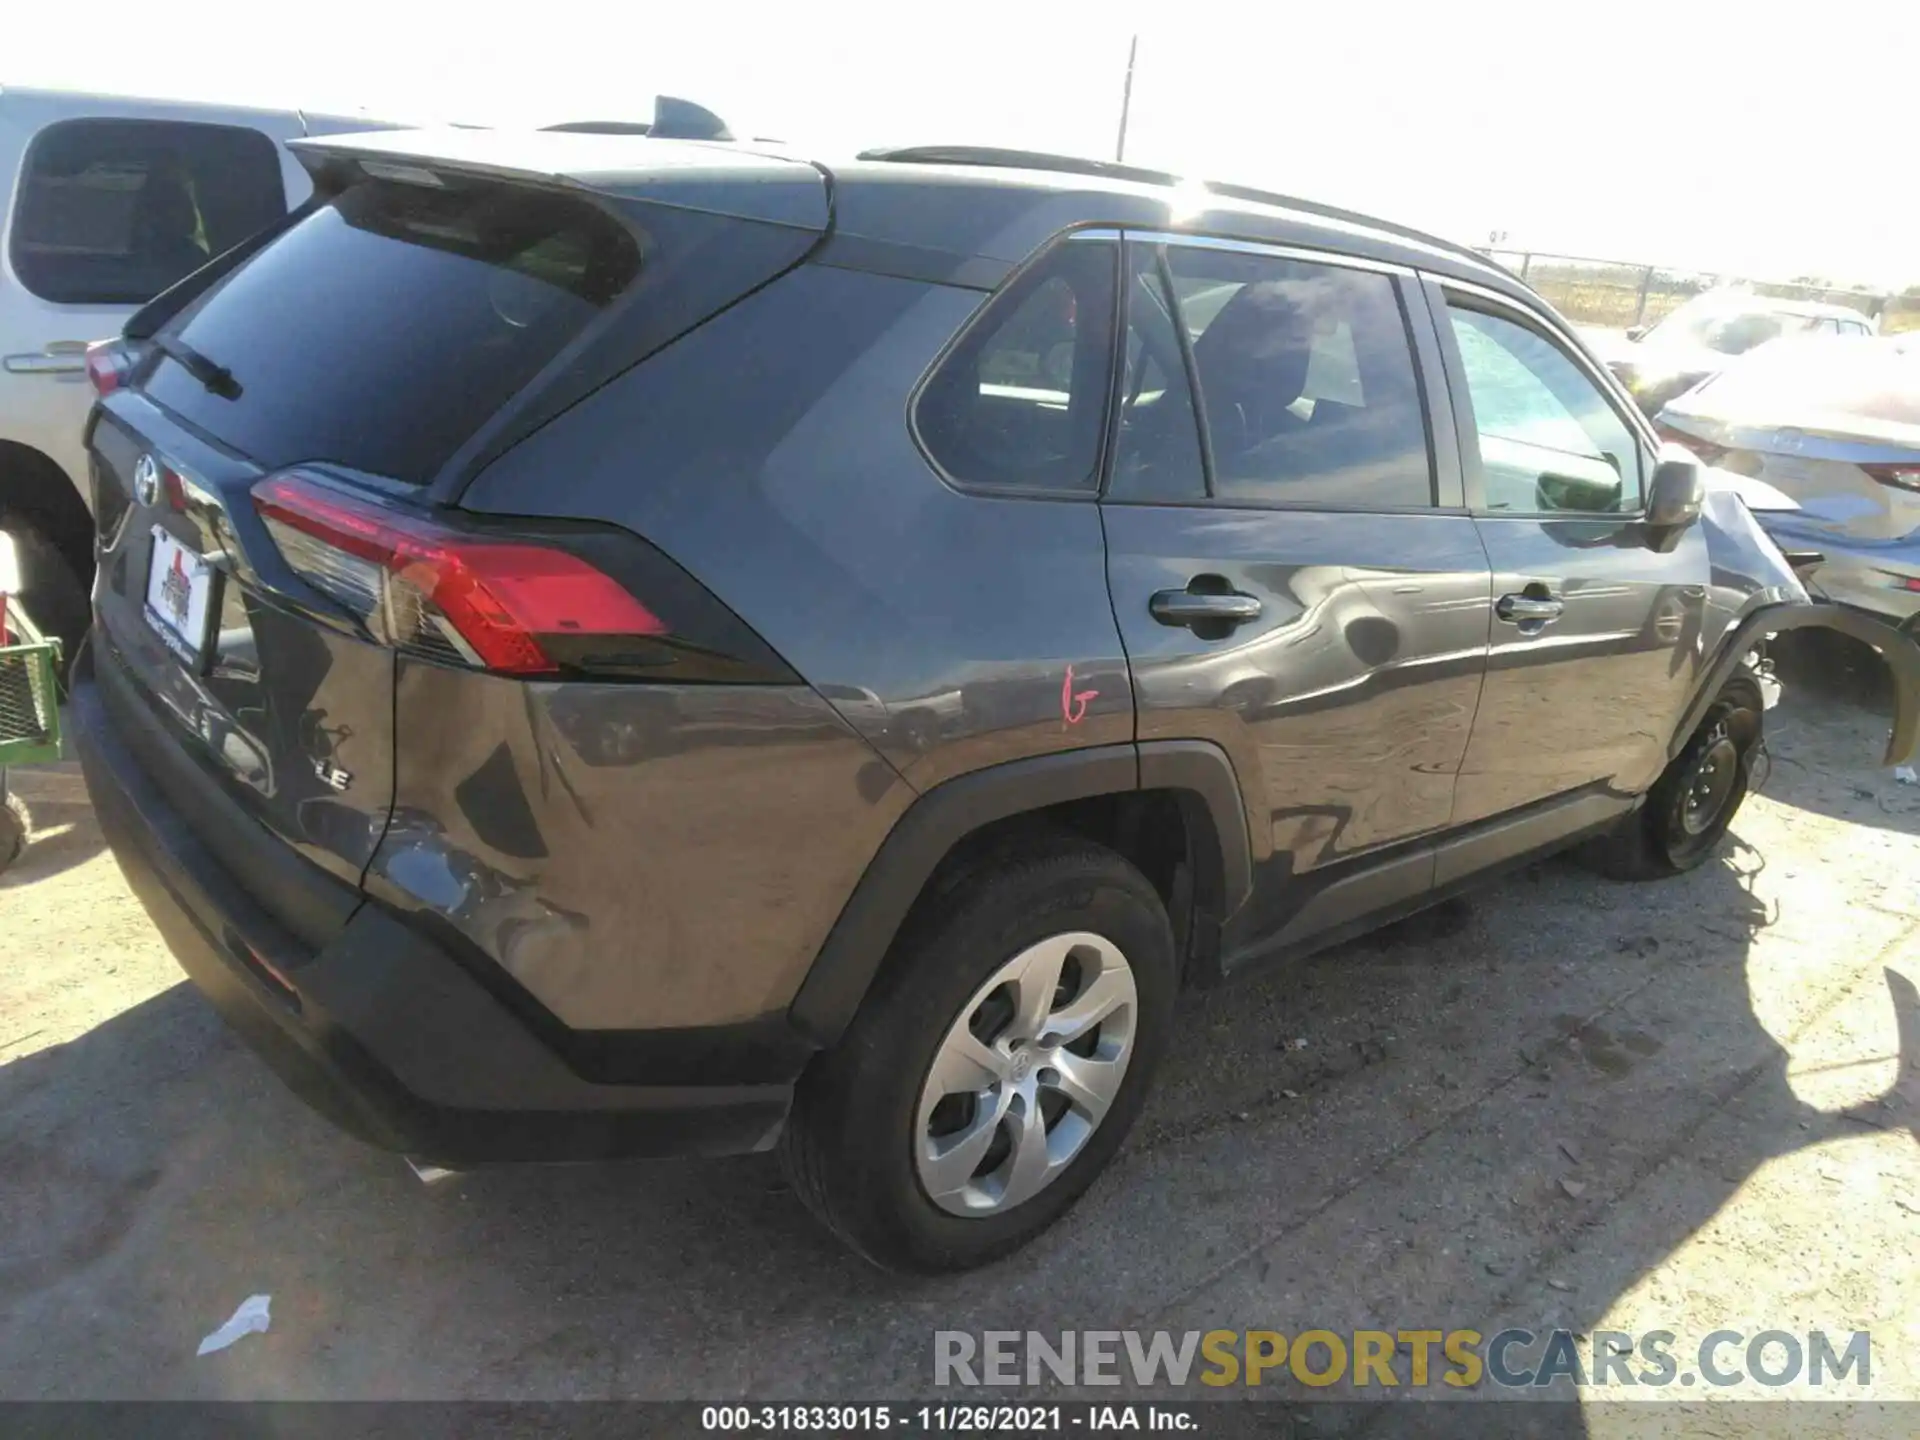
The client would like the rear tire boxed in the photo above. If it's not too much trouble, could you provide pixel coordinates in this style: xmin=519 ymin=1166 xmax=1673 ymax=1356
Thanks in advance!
xmin=781 ymin=836 xmax=1175 ymax=1273
xmin=1581 ymin=683 xmax=1760 ymax=881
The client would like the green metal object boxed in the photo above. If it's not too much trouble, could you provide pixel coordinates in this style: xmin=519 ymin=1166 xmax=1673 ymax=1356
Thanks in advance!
xmin=0 ymin=602 xmax=63 ymax=768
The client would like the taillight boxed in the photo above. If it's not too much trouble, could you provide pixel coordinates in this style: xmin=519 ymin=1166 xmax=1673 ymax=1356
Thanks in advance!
xmin=252 ymin=472 xmax=667 ymax=676
xmin=86 ymin=340 xmax=131 ymax=397
xmin=1863 ymin=464 xmax=1920 ymax=495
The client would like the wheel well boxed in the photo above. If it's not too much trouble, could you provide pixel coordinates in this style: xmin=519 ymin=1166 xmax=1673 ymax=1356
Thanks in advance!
xmin=0 ymin=441 xmax=94 ymax=578
xmin=1718 ymin=670 xmax=1766 ymax=750
xmin=904 ymin=787 xmax=1220 ymax=988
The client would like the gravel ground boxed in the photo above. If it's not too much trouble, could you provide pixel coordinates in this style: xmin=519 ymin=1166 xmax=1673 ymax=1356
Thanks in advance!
xmin=3 ymin=639 xmax=1918 ymax=1428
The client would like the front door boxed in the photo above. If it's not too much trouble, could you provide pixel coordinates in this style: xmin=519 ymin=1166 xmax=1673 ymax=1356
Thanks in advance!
xmin=1100 ymin=236 xmax=1492 ymax=953
xmin=1428 ymin=282 xmax=1708 ymax=826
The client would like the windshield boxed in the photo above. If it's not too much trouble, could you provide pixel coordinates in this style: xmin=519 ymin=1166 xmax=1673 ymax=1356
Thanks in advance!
xmin=1674 ymin=337 xmax=1920 ymax=436
xmin=1643 ymin=295 xmax=1816 ymax=356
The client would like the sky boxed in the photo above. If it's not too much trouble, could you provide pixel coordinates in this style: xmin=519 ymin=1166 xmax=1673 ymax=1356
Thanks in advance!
xmin=9 ymin=0 xmax=1917 ymax=289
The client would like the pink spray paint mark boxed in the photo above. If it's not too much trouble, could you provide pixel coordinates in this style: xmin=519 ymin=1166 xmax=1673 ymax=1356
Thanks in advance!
xmin=1061 ymin=664 xmax=1099 ymax=726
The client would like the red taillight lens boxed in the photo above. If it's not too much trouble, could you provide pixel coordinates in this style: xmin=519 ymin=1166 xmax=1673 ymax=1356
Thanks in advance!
xmin=86 ymin=340 xmax=130 ymax=397
xmin=1654 ymin=423 xmax=1727 ymax=467
xmin=1863 ymin=464 xmax=1920 ymax=495
xmin=252 ymin=472 xmax=666 ymax=675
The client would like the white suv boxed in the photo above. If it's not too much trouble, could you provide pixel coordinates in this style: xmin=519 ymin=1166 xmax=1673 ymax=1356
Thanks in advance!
xmin=0 ymin=85 xmax=396 ymax=655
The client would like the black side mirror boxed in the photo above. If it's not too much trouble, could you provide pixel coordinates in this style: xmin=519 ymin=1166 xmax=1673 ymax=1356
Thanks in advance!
xmin=1645 ymin=456 xmax=1702 ymax=550
xmin=1626 ymin=324 xmax=1649 ymax=342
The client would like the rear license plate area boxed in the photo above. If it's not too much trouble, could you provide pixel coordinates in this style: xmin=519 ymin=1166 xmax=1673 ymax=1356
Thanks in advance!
xmin=144 ymin=526 xmax=220 ymax=670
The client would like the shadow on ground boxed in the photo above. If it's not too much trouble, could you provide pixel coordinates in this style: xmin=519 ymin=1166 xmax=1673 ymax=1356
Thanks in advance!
xmin=1762 ymin=629 xmax=1920 ymax=837
xmin=0 ymin=764 xmax=104 ymax=887
xmin=2 ymin=678 xmax=1916 ymax=1430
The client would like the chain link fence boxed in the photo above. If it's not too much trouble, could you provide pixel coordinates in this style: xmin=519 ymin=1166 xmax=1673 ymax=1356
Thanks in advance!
xmin=1484 ymin=250 xmax=1920 ymax=334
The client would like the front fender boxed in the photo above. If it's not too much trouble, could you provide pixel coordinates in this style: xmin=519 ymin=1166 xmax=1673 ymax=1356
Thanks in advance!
xmin=1673 ymin=601 xmax=1920 ymax=766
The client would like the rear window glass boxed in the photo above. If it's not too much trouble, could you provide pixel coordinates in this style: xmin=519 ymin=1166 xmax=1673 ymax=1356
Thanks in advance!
xmin=9 ymin=118 xmax=285 ymax=306
xmin=143 ymin=179 xmax=640 ymax=485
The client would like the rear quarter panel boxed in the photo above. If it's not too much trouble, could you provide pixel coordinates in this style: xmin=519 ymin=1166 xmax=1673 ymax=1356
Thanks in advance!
xmin=448 ymin=262 xmax=1135 ymax=1024
xmin=365 ymin=667 xmax=911 ymax=1030
xmin=461 ymin=261 xmax=1136 ymax=790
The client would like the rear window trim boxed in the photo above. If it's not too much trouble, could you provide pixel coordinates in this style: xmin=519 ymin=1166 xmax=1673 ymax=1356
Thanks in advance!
xmin=905 ymin=225 xmax=1123 ymax=504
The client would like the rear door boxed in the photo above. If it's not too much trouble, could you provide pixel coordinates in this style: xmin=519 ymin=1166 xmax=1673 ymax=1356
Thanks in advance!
xmin=1428 ymin=279 xmax=1707 ymax=824
xmin=1099 ymin=234 xmax=1492 ymax=951
xmin=0 ymin=95 xmax=299 ymax=504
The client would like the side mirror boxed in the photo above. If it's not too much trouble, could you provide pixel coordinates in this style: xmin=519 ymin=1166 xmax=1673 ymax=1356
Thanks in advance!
xmin=1645 ymin=456 xmax=1703 ymax=549
xmin=1626 ymin=324 xmax=1648 ymax=342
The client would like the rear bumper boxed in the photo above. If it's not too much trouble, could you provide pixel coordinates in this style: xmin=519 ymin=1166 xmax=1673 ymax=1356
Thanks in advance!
xmin=72 ymin=643 xmax=794 ymax=1165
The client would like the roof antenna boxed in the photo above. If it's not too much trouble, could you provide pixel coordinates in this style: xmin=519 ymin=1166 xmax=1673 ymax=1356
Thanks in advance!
xmin=540 ymin=95 xmax=736 ymax=141
xmin=1114 ymin=34 xmax=1139 ymax=163
xmin=652 ymin=95 xmax=734 ymax=141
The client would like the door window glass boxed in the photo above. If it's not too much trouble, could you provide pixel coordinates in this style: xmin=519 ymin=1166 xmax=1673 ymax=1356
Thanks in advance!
xmin=1448 ymin=305 xmax=1645 ymax=515
xmin=1162 ymin=246 xmax=1433 ymax=507
xmin=9 ymin=119 xmax=286 ymax=306
xmin=915 ymin=240 xmax=1117 ymax=492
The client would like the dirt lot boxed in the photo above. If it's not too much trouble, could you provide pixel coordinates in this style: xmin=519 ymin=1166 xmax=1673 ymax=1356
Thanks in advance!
xmin=4 ymin=642 xmax=1920 ymax=1425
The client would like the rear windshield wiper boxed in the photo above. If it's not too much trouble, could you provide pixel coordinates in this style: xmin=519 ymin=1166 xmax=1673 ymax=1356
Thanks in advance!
xmin=153 ymin=333 xmax=241 ymax=400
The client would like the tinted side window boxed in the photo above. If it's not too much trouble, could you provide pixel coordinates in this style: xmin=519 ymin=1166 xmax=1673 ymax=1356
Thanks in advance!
xmin=1164 ymin=246 xmax=1433 ymax=507
xmin=9 ymin=119 xmax=285 ymax=306
xmin=916 ymin=240 xmax=1117 ymax=492
xmin=1447 ymin=305 xmax=1644 ymax=515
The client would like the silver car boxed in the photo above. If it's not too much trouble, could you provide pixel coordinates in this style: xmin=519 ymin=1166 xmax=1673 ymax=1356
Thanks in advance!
xmin=1657 ymin=336 xmax=1920 ymax=629
xmin=1593 ymin=290 xmax=1876 ymax=417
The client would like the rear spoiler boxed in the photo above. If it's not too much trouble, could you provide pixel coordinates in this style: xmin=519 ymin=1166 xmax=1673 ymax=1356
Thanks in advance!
xmin=285 ymin=128 xmax=829 ymax=232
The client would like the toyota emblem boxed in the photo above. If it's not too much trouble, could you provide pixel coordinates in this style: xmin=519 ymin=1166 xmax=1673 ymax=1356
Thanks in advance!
xmin=132 ymin=453 xmax=161 ymax=507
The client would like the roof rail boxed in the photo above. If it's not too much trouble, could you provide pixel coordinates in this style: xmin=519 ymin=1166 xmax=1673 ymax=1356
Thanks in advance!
xmin=856 ymin=145 xmax=1500 ymax=276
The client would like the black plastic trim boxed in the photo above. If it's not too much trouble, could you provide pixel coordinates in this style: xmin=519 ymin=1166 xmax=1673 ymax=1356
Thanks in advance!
xmin=1681 ymin=601 xmax=1920 ymax=765
xmin=1220 ymin=782 xmax=1637 ymax=976
xmin=1137 ymin=740 xmax=1253 ymax=916
xmin=811 ymin=233 xmax=1010 ymax=291
xmin=788 ymin=739 xmax=1252 ymax=1044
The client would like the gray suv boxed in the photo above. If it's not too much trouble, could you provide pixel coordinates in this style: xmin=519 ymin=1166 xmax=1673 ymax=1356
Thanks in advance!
xmin=72 ymin=132 xmax=1920 ymax=1272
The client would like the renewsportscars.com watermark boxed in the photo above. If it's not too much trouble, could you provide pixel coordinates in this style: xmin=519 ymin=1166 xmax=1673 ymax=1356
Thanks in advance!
xmin=935 ymin=1329 xmax=1872 ymax=1390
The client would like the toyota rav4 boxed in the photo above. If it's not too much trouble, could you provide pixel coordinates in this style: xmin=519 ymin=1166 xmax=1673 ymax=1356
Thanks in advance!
xmin=72 ymin=131 xmax=1920 ymax=1272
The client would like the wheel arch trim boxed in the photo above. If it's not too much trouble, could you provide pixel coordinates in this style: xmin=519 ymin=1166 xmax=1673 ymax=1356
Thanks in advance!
xmin=1676 ymin=600 xmax=1920 ymax=766
xmin=788 ymin=740 xmax=1252 ymax=1046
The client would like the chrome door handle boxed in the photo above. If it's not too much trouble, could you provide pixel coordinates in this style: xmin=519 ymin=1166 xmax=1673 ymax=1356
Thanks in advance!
xmin=4 ymin=341 xmax=89 ymax=375
xmin=1496 ymin=593 xmax=1565 ymax=624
